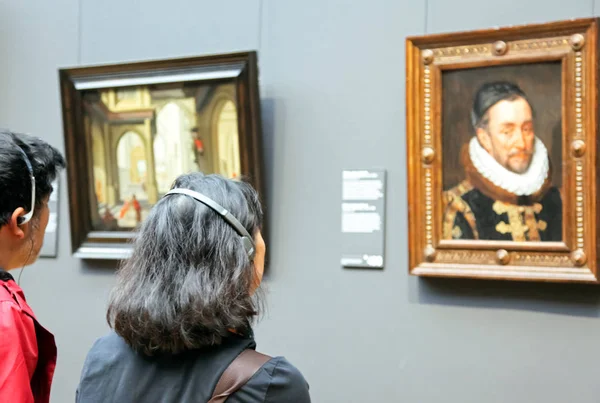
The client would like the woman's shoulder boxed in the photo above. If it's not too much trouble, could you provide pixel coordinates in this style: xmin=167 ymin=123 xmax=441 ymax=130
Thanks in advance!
xmin=229 ymin=355 xmax=311 ymax=403
xmin=262 ymin=356 xmax=309 ymax=388
xmin=78 ymin=333 xmax=135 ymax=382
xmin=0 ymin=283 xmax=35 ymax=329
xmin=82 ymin=331 xmax=133 ymax=366
xmin=87 ymin=331 xmax=127 ymax=351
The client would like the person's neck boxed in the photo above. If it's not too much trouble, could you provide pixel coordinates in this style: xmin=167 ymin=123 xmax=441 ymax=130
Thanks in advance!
xmin=0 ymin=239 xmax=15 ymax=270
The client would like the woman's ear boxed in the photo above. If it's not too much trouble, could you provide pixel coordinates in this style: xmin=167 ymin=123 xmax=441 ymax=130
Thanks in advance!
xmin=9 ymin=208 xmax=27 ymax=239
xmin=250 ymin=231 xmax=266 ymax=295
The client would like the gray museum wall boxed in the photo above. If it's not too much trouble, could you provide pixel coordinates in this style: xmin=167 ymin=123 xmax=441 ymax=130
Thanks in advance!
xmin=1 ymin=1 xmax=600 ymax=402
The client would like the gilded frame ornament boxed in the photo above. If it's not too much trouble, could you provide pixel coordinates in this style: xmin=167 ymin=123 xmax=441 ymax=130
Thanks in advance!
xmin=406 ymin=18 xmax=599 ymax=283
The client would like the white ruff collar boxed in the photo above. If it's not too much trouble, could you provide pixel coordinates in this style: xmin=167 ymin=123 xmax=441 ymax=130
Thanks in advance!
xmin=468 ymin=136 xmax=549 ymax=196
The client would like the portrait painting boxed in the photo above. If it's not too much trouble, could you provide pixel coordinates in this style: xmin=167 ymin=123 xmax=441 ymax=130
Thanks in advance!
xmin=441 ymin=63 xmax=562 ymax=243
xmin=406 ymin=18 xmax=600 ymax=284
xmin=59 ymin=52 xmax=265 ymax=259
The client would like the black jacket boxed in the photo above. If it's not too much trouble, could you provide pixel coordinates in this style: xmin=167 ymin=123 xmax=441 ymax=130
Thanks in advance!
xmin=446 ymin=185 xmax=562 ymax=241
xmin=75 ymin=331 xmax=311 ymax=403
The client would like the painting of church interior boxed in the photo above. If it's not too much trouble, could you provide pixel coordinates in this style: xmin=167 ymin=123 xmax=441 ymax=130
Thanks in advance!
xmin=82 ymin=82 xmax=241 ymax=231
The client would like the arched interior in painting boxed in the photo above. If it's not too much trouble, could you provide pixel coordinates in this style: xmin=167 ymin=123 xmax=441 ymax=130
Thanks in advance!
xmin=154 ymin=101 xmax=195 ymax=194
xmin=116 ymin=130 xmax=148 ymax=202
xmin=91 ymin=121 xmax=107 ymax=205
xmin=212 ymin=99 xmax=241 ymax=179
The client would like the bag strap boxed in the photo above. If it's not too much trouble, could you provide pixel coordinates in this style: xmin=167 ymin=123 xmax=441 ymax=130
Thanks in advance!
xmin=209 ymin=349 xmax=271 ymax=403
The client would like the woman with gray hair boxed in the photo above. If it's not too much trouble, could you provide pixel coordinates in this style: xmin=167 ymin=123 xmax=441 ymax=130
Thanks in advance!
xmin=76 ymin=173 xmax=311 ymax=402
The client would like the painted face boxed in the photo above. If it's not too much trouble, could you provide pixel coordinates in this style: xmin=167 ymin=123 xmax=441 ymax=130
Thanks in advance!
xmin=477 ymin=97 xmax=535 ymax=174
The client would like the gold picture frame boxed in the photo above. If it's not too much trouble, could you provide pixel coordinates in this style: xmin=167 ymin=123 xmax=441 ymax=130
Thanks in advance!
xmin=406 ymin=18 xmax=599 ymax=283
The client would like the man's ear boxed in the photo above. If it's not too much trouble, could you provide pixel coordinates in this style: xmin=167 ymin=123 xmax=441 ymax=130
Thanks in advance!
xmin=476 ymin=128 xmax=493 ymax=154
xmin=9 ymin=208 xmax=26 ymax=239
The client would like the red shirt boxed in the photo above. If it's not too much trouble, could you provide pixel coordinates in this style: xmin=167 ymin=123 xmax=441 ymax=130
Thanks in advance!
xmin=0 ymin=270 xmax=57 ymax=403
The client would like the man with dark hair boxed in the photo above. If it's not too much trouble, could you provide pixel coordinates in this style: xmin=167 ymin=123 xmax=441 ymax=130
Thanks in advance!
xmin=443 ymin=81 xmax=562 ymax=241
xmin=0 ymin=129 xmax=65 ymax=402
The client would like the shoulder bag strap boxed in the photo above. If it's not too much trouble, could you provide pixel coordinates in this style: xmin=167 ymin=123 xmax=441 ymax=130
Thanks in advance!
xmin=209 ymin=349 xmax=271 ymax=403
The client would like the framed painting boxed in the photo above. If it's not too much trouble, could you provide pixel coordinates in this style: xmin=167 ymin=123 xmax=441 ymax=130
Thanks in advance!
xmin=59 ymin=51 xmax=265 ymax=259
xmin=406 ymin=18 xmax=600 ymax=283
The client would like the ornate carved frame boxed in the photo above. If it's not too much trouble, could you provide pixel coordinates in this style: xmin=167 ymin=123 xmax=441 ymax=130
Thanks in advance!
xmin=59 ymin=51 xmax=265 ymax=260
xmin=406 ymin=18 xmax=599 ymax=283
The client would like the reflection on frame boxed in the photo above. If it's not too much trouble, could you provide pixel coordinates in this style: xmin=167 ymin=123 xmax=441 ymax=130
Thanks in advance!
xmin=84 ymin=83 xmax=241 ymax=230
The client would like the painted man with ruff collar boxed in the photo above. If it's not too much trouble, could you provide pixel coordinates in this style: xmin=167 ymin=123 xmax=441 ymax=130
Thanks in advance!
xmin=442 ymin=81 xmax=562 ymax=241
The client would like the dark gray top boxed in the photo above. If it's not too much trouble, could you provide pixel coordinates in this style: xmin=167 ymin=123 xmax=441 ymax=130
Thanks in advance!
xmin=76 ymin=331 xmax=311 ymax=403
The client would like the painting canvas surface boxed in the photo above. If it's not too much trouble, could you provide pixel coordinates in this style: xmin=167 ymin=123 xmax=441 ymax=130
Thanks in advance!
xmin=83 ymin=82 xmax=242 ymax=231
xmin=441 ymin=62 xmax=563 ymax=242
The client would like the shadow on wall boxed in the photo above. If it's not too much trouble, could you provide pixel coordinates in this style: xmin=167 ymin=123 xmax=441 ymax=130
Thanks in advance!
xmin=412 ymin=276 xmax=600 ymax=318
xmin=258 ymin=97 xmax=278 ymax=280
